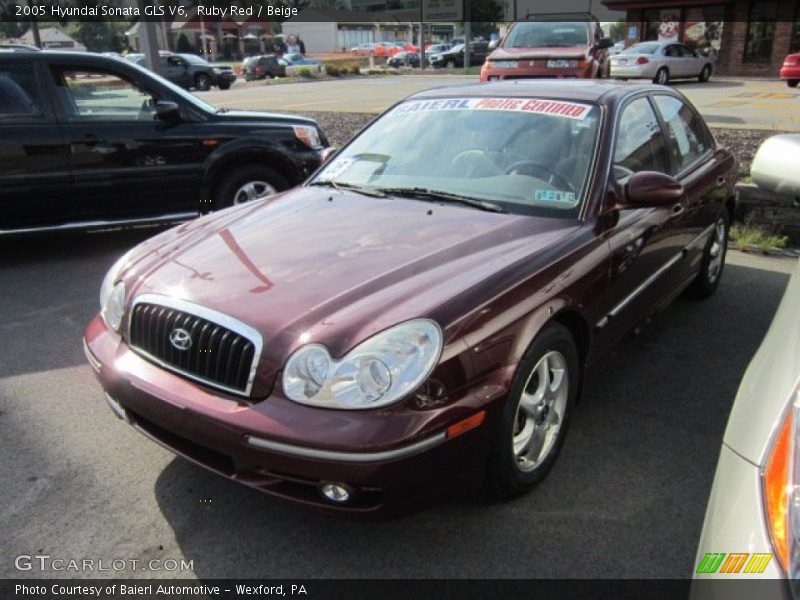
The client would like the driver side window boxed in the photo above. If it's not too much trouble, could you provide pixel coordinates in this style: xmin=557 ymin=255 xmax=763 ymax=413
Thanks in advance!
xmin=613 ymin=97 xmax=669 ymax=179
xmin=52 ymin=67 xmax=157 ymax=121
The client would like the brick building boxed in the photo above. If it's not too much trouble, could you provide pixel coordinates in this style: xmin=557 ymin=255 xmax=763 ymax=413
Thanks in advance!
xmin=601 ymin=0 xmax=800 ymax=76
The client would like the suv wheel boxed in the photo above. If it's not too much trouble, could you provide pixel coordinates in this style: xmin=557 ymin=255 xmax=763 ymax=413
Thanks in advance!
xmin=194 ymin=73 xmax=211 ymax=91
xmin=217 ymin=82 xmax=231 ymax=90
xmin=485 ymin=322 xmax=579 ymax=499
xmin=215 ymin=165 xmax=288 ymax=209
xmin=446 ymin=59 xmax=456 ymax=68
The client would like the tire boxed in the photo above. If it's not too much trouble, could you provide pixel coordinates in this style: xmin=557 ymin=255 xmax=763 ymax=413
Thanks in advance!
xmin=687 ymin=211 xmax=729 ymax=300
xmin=788 ymin=80 xmax=799 ymax=88
xmin=698 ymin=64 xmax=712 ymax=83
xmin=485 ymin=322 xmax=580 ymax=499
xmin=194 ymin=73 xmax=211 ymax=91
xmin=217 ymin=82 xmax=231 ymax=90
xmin=653 ymin=67 xmax=669 ymax=85
xmin=446 ymin=59 xmax=456 ymax=68
xmin=214 ymin=165 xmax=289 ymax=210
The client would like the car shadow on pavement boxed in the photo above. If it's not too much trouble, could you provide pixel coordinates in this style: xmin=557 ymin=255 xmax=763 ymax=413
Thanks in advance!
xmin=0 ymin=228 xmax=166 ymax=379
xmin=151 ymin=261 xmax=791 ymax=579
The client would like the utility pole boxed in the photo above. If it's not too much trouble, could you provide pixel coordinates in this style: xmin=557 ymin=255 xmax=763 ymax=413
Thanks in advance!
xmin=463 ymin=0 xmax=471 ymax=71
xmin=136 ymin=0 xmax=161 ymax=74
xmin=26 ymin=0 xmax=41 ymax=48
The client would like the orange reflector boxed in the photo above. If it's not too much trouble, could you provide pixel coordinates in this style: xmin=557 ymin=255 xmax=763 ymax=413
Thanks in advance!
xmin=764 ymin=410 xmax=793 ymax=571
xmin=202 ymin=139 xmax=219 ymax=147
xmin=446 ymin=411 xmax=486 ymax=439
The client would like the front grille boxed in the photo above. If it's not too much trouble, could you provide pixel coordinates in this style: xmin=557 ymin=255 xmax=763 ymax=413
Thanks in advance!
xmin=128 ymin=300 xmax=258 ymax=395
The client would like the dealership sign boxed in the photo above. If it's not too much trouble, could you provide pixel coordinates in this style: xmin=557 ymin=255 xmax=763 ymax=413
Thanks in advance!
xmin=421 ymin=0 xmax=463 ymax=21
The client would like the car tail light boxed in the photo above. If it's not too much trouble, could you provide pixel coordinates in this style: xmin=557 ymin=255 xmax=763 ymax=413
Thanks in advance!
xmin=785 ymin=55 xmax=799 ymax=66
xmin=636 ymin=56 xmax=650 ymax=65
xmin=762 ymin=385 xmax=800 ymax=576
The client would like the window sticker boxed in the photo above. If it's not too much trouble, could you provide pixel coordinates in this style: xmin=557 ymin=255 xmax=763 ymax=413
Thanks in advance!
xmin=319 ymin=157 xmax=355 ymax=180
xmin=534 ymin=189 xmax=577 ymax=203
xmin=391 ymin=97 xmax=592 ymax=120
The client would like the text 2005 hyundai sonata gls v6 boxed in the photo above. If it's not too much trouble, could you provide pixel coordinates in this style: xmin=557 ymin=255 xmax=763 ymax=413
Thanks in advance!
xmin=85 ymin=81 xmax=736 ymax=516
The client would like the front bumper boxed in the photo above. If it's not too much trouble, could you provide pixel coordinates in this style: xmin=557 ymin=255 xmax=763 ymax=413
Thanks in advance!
xmin=480 ymin=62 xmax=594 ymax=81
xmin=84 ymin=315 xmax=510 ymax=517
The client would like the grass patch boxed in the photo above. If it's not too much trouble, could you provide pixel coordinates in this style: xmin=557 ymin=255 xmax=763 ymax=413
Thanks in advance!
xmin=730 ymin=221 xmax=790 ymax=253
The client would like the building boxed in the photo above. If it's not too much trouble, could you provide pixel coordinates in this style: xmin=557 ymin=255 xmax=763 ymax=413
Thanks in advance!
xmin=9 ymin=27 xmax=86 ymax=51
xmin=602 ymin=0 xmax=800 ymax=76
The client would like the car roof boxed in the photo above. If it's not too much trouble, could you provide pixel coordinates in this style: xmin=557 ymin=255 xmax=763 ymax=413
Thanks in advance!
xmin=408 ymin=80 xmax=665 ymax=105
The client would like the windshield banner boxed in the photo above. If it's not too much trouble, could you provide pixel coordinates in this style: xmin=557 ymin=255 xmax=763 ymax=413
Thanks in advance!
xmin=392 ymin=97 xmax=592 ymax=120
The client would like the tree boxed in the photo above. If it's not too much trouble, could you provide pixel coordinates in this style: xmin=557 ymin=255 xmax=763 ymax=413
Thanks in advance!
xmin=469 ymin=0 xmax=505 ymax=39
xmin=608 ymin=20 xmax=626 ymax=42
xmin=68 ymin=21 xmax=126 ymax=52
xmin=176 ymin=31 xmax=192 ymax=53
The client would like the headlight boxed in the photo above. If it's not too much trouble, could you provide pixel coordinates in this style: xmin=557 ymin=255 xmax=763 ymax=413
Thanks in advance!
xmin=282 ymin=319 xmax=442 ymax=410
xmin=211 ymin=67 xmax=222 ymax=75
xmin=99 ymin=252 xmax=131 ymax=332
xmin=293 ymin=125 xmax=322 ymax=149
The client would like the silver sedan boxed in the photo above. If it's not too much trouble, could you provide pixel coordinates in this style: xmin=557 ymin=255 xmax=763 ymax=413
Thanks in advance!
xmin=610 ymin=41 xmax=715 ymax=84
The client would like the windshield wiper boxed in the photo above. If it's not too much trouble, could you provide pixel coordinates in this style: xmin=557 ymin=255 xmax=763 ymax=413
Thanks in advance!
xmin=308 ymin=180 xmax=387 ymax=198
xmin=376 ymin=187 xmax=507 ymax=213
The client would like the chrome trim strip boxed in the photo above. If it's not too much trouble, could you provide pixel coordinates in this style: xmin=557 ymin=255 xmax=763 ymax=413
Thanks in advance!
xmin=128 ymin=294 xmax=264 ymax=397
xmin=245 ymin=431 xmax=448 ymax=463
xmin=687 ymin=224 xmax=716 ymax=250
xmin=83 ymin=338 xmax=102 ymax=372
xmin=105 ymin=393 xmax=130 ymax=423
xmin=0 ymin=212 xmax=198 ymax=236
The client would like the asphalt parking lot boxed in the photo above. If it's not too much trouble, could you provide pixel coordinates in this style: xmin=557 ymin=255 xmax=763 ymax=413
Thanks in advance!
xmin=200 ymin=75 xmax=800 ymax=131
xmin=0 ymin=227 xmax=795 ymax=579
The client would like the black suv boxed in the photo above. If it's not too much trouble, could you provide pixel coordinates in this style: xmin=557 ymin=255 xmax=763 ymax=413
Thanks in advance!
xmin=130 ymin=52 xmax=236 ymax=91
xmin=429 ymin=42 xmax=489 ymax=68
xmin=243 ymin=55 xmax=286 ymax=80
xmin=0 ymin=51 xmax=331 ymax=234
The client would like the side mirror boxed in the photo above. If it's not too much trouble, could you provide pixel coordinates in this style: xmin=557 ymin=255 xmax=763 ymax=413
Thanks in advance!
xmin=488 ymin=38 xmax=500 ymax=50
xmin=751 ymin=134 xmax=800 ymax=198
xmin=154 ymin=100 xmax=180 ymax=122
xmin=598 ymin=37 xmax=614 ymax=49
xmin=621 ymin=171 xmax=684 ymax=207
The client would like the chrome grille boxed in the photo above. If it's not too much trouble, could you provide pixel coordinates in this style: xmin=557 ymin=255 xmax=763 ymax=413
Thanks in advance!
xmin=127 ymin=295 xmax=262 ymax=396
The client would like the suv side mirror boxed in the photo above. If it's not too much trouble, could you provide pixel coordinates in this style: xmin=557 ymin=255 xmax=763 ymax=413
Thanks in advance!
xmin=154 ymin=100 xmax=180 ymax=122
xmin=598 ymin=37 xmax=614 ymax=49
xmin=488 ymin=38 xmax=501 ymax=50
xmin=621 ymin=171 xmax=684 ymax=207
xmin=751 ymin=134 xmax=800 ymax=198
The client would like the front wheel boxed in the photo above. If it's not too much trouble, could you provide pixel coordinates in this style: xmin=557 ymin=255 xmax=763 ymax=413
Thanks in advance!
xmin=194 ymin=73 xmax=211 ymax=91
xmin=214 ymin=165 xmax=288 ymax=209
xmin=788 ymin=80 xmax=799 ymax=88
xmin=698 ymin=64 xmax=712 ymax=83
xmin=687 ymin=212 xmax=728 ymax=299
xmin=485 ymin=322 xmax=579 ymax=499
xmin=653 ymin=67 xmax=669 ymax=85
xmin=217 ymin=82 xmax=231 ymax=90
xmin=446 ymin=59 xmax=456 ymax=68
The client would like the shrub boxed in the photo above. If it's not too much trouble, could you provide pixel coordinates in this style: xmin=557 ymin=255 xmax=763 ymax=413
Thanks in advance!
xmin=325 ymin=64 xmax=341 ymax=76
xmin=297 ymin=67 xmax=314 ymax=78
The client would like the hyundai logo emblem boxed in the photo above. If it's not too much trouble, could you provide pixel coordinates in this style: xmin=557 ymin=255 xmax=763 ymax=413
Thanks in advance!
xmin=169 ymin=327 xmax=193 ymax=351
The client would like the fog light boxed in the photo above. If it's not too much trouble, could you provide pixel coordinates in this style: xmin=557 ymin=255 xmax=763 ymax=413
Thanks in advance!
xmin=320 ymin=482 xmax=351 ymax=503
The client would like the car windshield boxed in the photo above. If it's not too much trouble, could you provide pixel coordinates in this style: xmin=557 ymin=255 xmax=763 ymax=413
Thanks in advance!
xmin=505 ymin=22 xmax=590 ymax=48
xmin=180 ymin=54 xmax=210 ymax=65
xmin=310 ymin=97 xmax=600 ymax=218
xmin=624 ymin=43 xmax=660 ymax=55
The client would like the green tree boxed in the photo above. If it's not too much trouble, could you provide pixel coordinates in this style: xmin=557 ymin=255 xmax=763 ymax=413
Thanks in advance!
xmin=176 ymin=31 xmax=192 ymax=53
xmin=469 ymin=0 xmax=505 ymax=39
xmin=608 ymin=20 xmax=626 ymax=42
xmin=68 ymin=21 xmax=126 ymax=52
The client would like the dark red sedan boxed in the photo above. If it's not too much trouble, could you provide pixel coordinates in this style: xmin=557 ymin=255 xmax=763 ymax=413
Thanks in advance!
xmin=780 ymin=52 xmax=800 ymax=87
xmin=84 ymin=81 xmax=736 ymax=516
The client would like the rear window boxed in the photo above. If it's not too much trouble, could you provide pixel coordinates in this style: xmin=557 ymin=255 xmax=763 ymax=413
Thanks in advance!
xmin=623 ymin=43 xmax=661 ymax=55
xmin=505 ymin=22 xmax=590 ymax=48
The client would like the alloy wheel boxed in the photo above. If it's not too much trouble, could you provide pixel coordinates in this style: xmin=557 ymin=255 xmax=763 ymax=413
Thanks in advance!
xmin=233 ymin=180 xmax=277 ymax=204
xmin=707 ymin=219 xmax=726 ymax=283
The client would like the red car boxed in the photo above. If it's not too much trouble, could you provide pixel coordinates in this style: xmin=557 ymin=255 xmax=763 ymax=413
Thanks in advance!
xmin=481 ymin=17 xmax=613 ymax=81
xmin=85 ymin=81 xmax=736 ymax=516
xmin=780 ymin=52 xmax=800 ymax=87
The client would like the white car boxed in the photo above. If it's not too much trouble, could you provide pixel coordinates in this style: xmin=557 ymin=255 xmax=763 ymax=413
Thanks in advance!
xmin=694 ymin=135 xmax=800 ymax=585
xmin=610 ymin=41 xmax=715 ymax=84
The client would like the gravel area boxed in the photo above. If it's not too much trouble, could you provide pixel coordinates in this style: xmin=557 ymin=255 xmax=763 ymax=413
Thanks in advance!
xmin=286 ymin=110 xmax=788 ymax=180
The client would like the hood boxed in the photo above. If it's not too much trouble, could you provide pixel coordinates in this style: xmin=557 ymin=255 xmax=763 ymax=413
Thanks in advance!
xmin=215 ymin=109 xmax=317 ymax=127
xmin=489 ymin=46 xmax=588 ymax=61
xmin=121 ymin=188 xmax=579 ymax=394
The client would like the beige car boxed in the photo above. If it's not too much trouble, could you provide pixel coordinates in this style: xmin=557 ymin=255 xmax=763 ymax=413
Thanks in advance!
xmin=694 ymin=135 xmax=800 ymax=586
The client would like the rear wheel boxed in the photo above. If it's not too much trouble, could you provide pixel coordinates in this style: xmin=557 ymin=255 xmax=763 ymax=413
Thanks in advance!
xmin=788 ymin=80 xmax=799 ymax=88
xmin=654 ymin=67 xmax=669 ymax=85
xmin=214 ymin=165 xmax=288 ymax=209
xmin=217 ymin=82 xmax=231 ymax=90
xmin=446 ymin=59 xmax=456 ymax=68
xmin=698 ymin=64 xmax=712 ymax=82
xmin=485 ymin=323 xmax=579 ymax=499
xmin=687 ymin=211 xmax=728 ymax=299
xmin=194 ymin=73 xmax=211 ymax=91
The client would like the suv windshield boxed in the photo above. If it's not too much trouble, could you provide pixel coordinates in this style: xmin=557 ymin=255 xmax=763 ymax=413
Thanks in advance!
xmin=311 ymin=97 xmax=600 ymax=218
xmin=505 ymin=22 xmax=590 ymax=48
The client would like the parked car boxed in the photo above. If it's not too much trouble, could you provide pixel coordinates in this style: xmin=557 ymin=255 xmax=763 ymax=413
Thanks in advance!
xmin=607 ymin=41 xmax=626 ymax=56
xmin=243 ymin=54 xmax=285 ymax=80
xmin=425 ymin=43 xmax=451 ymax=54
xmin=610 ymin=41 xmax=714 ymax=84
xmin=85 ymin=80 xmax=736 ymax=516
xmin=481 ymin=17 xmax=613 ymax=81
xmin=0 ymin=51 xmax=330 ymax=234
xmin=130 ymin=52 xmax=236 ymax=91
xmin=780 ymin=52 xmax=800 ymax=88
xmin=694 ymin=135 xmax=800 ymax=583
xmin=281 ymin=52 xmax=322 ymax=69
xmin=350 ymin=42 xmax=381 ymax=56
xmin=387 ymin=51 xmax=421 ymax=68
xmin=430 ymin=42 xmax=489 ymax=68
